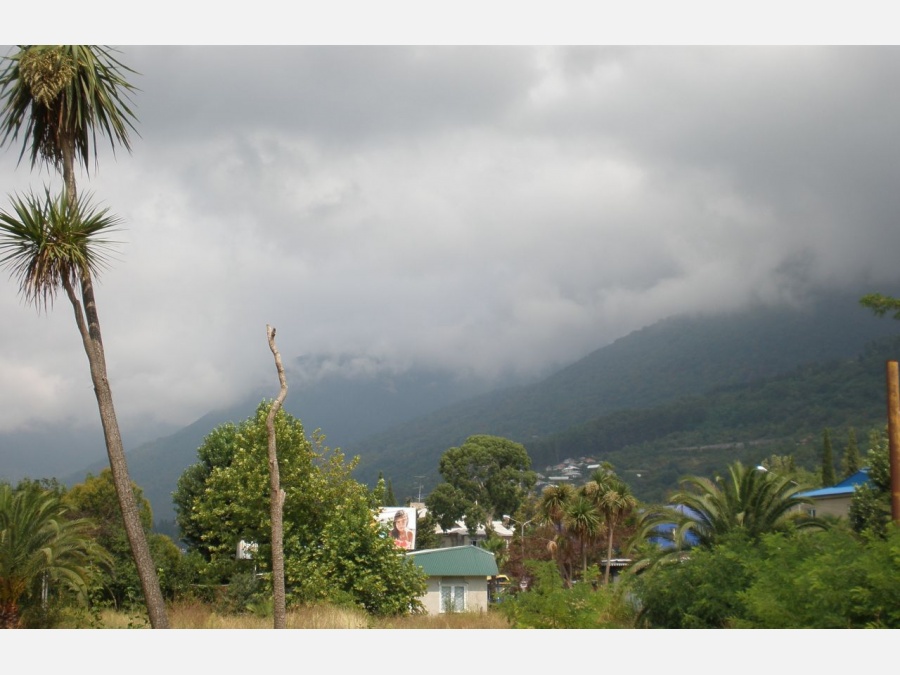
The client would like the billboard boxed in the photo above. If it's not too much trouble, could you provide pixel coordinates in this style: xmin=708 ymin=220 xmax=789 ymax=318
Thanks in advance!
xmin=377 ymin=506 xmax=417 ymax=550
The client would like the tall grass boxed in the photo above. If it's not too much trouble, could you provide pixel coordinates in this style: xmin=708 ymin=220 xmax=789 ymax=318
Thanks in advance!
xmin=371 ymin=610 xmax=510 ymax=629
xmin=59 ymin=601 xmax=508 ymax=629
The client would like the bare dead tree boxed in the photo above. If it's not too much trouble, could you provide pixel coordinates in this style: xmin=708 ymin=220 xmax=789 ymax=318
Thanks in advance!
xmin=265 ymin=324 xmax=288 ymax=628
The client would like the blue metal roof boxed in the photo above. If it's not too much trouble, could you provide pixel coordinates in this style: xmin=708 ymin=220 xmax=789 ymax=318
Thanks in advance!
xmin=648 ymin=505 xmax=702 ymax=549
xmin=798 ymin=469 xmax=871 ymax=499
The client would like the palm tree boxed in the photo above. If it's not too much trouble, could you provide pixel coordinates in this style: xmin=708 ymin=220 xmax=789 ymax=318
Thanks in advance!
xmin=0 ymin=46 xmax=168 ymax=628
xmin=0 ymin=483 xmax=110 ymax=628
xmin=0 ymin=190 xmax=169 ymax=628
xmin=584 ymin=468 xmax=638 ymax=585
xmin=538 ymin=483 xmax=577 ymax=584
xmin=538 ymin=482 xmax=575 ymax=532
xmin=637 ymin=461 xmax=825 ymax=553
xmin=563 ymin=494 xmax=601 ymax=578
xmin=0 ymin=45 xmax=138 ymax=202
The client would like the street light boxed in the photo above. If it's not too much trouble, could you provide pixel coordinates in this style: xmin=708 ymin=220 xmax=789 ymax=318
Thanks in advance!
xmin=503 ymin=514 xmax=535 ymax=562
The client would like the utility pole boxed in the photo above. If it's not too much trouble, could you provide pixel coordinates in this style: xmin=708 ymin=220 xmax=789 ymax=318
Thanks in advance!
xmin=414 ymin=476 xmax=426 ymax=502
xmin=885 ymin=361 xmax=900 ymax=524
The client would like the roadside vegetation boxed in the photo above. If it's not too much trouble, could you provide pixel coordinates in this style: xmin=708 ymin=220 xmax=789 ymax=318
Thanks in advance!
xmin=3 ymin=420 xmax=897 ymax=629
xmin=75 ymin=602 xmax=509 ymax=629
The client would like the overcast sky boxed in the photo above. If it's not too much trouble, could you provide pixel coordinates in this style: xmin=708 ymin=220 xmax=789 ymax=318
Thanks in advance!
xmin=2 ymin=45 xmax=900 ymax=443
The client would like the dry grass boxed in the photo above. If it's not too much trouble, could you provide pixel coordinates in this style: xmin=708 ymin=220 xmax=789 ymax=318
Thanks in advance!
xmin=371 ymin=610 xmax=510 ymax=629
xmin=63 ymin=601 xmax=508 ymax=629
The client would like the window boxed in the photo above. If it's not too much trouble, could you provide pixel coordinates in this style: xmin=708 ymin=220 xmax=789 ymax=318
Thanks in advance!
xmin=440 ymin=583 xmax=466 ymax=613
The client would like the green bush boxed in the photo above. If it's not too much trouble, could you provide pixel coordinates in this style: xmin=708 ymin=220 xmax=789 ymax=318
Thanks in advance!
xmin=500 ymin=561 xmax=634 ymax=628
xmin=627 ymin=525 xmax=900 ymax=628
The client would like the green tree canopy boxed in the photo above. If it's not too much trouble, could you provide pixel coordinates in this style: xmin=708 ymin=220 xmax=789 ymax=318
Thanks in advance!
xmin=425 ymin=435 xmax=537 ymax=532
xmin=629 ymin=526 xmax=900 ymax=628
xmin=64 ymin=469 xmax=192 ymax=607
xmin=173 ymin=401 xmax=425 ymax=615
xmin=849 ymin=427 xmax=892 ymax=537
xmin=860 ymin=292 xmax=900 ymax=320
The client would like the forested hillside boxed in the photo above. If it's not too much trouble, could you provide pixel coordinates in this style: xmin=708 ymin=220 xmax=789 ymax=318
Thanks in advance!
xmin=354 ymin=292 xmax=899 ymax=502
xmin=527 ymin=334 xmax=900 ymax=502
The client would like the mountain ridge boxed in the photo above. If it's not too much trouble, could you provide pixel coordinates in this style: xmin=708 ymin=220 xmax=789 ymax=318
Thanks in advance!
xmin=4 ymin=289 xmax=896 ymax=526
xmin=351 ymin=291 xmax=900 ymax=501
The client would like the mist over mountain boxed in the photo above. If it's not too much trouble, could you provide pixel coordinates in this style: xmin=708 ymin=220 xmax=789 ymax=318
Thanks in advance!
xmin=3 ymin=288 xmax=898 ymax=526
xmin=350 ymin=289 xmax=900 ymax=501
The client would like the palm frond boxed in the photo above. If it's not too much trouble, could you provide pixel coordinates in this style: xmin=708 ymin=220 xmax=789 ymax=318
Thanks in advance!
xmin=0 ymin=483 xmax=111 ymax=613
xmin=0 ymin=188 xmax=122 ymax=311
xmin=0 ymin=45 xmax=139 ymax=172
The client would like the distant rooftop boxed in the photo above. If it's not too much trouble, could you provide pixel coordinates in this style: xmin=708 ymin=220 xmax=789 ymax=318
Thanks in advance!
xmin=798 ymin=469 xmax=871 ymax=500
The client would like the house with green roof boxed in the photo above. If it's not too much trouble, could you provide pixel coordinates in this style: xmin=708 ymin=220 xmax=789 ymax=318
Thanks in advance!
xmin=406 ymin=545 xmax=499 ymax=614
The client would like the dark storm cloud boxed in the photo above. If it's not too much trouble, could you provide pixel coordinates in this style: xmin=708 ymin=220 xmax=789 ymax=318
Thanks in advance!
xmin=2 ymin=45 xmax=900 ymax=438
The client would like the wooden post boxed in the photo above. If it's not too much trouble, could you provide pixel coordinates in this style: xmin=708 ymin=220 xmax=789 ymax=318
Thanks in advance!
xmin=886 ymin=360 xmax=900 ymax=524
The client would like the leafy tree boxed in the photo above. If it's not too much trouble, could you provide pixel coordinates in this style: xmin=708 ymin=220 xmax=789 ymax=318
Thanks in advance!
xmin=841 ymin=427 xmax=861 ymax=478
xmin=412 ymin=509 xmax=440 ymax=551
xmin=174 ymin=402 xmax=425 ymax=615
xmin=425 ymin=435 xmax=536 ymax=533
xmin=499 ymin=560 xmax=633 ymax=628
xmin=629 ymin=525 xmax=900 ymax=628
xmin=0 ymin=482 xmax=111 ymax=628
xmin=288 ymin=487 xmax=426 ymax=615
xmin=849 ymin=427 xmax=892 ymax=537
xmin=629 ymin=531 xmax=756 ymax=628
xmin=0 ymin=45 xmax=167 ymax=628
xmin=372 ymin=474 xmax=387 ymax=507
xmin=860 ymin=292 xmax=900 ymax=320
xmin=64 ymin=469 xmax=194 ymax=607
xmin=736 ymin=526 xmax=900 ymax=628
xmin=821 ymin=428 xmax=837 ymax=486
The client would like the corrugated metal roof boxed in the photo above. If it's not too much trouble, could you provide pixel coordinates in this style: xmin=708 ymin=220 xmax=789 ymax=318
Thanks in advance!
xmin=407 ymin=545 xmax=499 ymax=577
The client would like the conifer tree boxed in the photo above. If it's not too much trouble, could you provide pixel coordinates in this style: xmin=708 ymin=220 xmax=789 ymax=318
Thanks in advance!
xmin=386 ymin=479 xmax=397 ymax=506
xmin=821 ymin=428 xmax=836 ymax=487
xmin=841 ymin=428 xmax=861 ymax=478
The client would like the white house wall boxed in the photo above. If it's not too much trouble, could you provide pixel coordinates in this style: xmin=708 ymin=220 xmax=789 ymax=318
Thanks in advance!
xmin=419 ymin=576 xmax=491 ymax=615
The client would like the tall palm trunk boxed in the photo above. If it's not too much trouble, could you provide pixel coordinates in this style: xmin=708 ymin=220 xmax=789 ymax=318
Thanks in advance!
xmin=55 ymin=128 xmax=168 ymax=628
xmin=603 ymin=523 xmax=615 ymax=585
xmin=0 ymin=600 xmax=20 ymax=629
xmin=581 ymin=538 xmax=588 ymax=578
xmin=62 ymin=271 xmax=169 ymax=628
